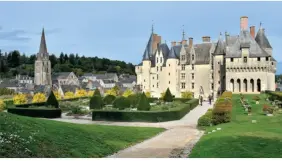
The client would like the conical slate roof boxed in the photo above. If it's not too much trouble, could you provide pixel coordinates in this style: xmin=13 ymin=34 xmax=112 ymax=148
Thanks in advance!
xmin=255 ymin=28 xmax=272 ymax=49
xmin=167 ymin=47 xmax=178 ymax=59
xmin=142 ymin=33 xmax=154 ymax=61
xmin=39 ymin=28 xmax=48 ymax=54
xmin=213 ymin=33 xmax=225 ymax=55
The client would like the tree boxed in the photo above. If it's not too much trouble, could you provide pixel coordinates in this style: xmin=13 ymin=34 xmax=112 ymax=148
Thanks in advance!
xmin=49 ymin=54 xmax=57 ymax=68
xmin=13 ymin=94 xmax=27 ymax=105
xmin=0 ymin=99 xmax=6 ymax=112
xmin=163 ymin=88 xmax=173 ymax=102
xmin=64 ymin=54 xmax=69 ymax=63
xmin=136 ymin=92 xmax=151 ymax=111
xmin=90 ymin=95 xmax=103 ymax=109
xmin=69 ymin=54 xmax=75 ymax=65
xmin=145 ymin=91 xmax=151 ymax=98
xmin=32 ymin=93 xmax=46 ymax=103
xmin=46 ymin=91 xmax=59 ymax=108
xmin=7 ymin=50 xmax=20 ymax=68
xmin=87 ymin=90 xmax=94 ymax=97
xmin=123 ymin=89 xmax=133 ymax=97
xmin=75 ymin=89 xmax=87 ymax=97
xmin=94 ymin=88 xmax=101 ymax=97
xmin=59 ymin=52 xmax=64 ymax=64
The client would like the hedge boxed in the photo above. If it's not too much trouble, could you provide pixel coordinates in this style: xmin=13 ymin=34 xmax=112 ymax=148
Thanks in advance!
xmin=7 ymin=107 xmax=62 ymax=118
xmin=198 ymin=109 xmax=212 ymax=126
xmin=92 ymin=99 xmax=199 ymax=122
xmin=212 ymin=91 xmax=233 ymax=125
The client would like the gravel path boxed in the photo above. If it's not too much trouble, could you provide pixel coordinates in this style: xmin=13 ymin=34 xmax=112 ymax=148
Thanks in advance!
xmin=51 ymin=101 xmax=213 ymax=158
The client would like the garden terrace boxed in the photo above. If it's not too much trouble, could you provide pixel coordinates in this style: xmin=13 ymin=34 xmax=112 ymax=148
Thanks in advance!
xmin=92 ymin=99 xmax=199 ymax=122
xmin=0 ymin=112 xmax=164 ymax=157
xmin=190 ymin=93 xmax=282 ymax=158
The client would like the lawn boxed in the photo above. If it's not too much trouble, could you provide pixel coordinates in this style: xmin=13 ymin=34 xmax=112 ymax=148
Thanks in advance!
xmin=0 ymin=112 xmax=164 ymax=158
xmin=189 ymin=93 xmax=282 ymax=158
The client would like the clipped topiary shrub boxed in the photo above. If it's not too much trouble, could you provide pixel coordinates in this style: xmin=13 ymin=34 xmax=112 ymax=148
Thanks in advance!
xmin=113 ymin=96 xmax=130 ymax=110
xmin=90 ymin=95 xmax=103 ymax=109
xmin=163 ymin=88 xmax=173 ymax=102
xmin=103 ymin=95 xmax=116 ymax=105
xmin=136 ymin=93 xmax=151 ymax=111
xmin=46 ymin=91 xmax=59 ymax=108
xmin=127 ymin=93 xmax=141 ymax=107
xmin=198 ymin=110 xmax=212 ymax=126
xmin=94 ymin=88 xmax=101 ymax=97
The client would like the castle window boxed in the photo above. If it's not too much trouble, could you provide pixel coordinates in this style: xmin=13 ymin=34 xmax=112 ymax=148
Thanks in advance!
xmin=169 ymin=64 xmax=170 ymax=67
xmin=160 ymin=57 xmax=163 ymax=63
xmin=192 ymin=64 xmax=194 ymax=70
xmin=218 ymin=81 xmax=220 ymax=84
xmin=181 ymin=55 xmax=185 ymax=61
xmin=157 ymin=74 xmax=158 ymax=80
xmin=192 ymin=83 xmax=194 ymax=89
xmin=272 ymin=62 xmax=274 ymax=65
xmin=212 ymin=83 xmax=214 ymax=90
xmin=157 ymin=58 xmax=158 ymax=63
xmin=231 ymin=58 xmax=234 ymax=62
xmin=153 ymin=85 xmax=154 ymax=88
xmin=169 ymin=81 xmax=170 ymax=84
xmin=266 ymin=57 xmax=269 ymax=61
xmin=243 ymin=57 xmax=247 ymax=63
xmin=144 ymin=79 xmax=145 ymax=82
xmin=192 ymin=73 xmax=194 ymax=79
xmin=157 ymin=83 xmax=159 ymax=88
xmin=257 ymin=57 xmax=260 ymax=61
xmin=181 ymin=73 xmax=185 ymax=79
xmin=192 ymin=55 xmax=194 ymax=60
xmin=157 ymin=67 xmax=158 ymax=71
xmin=153 ymin=77 xmax=154 ymax=79
xmin=169 ymin=73 xmax=170 ymax=76
xmin=160 ymin=67 xmax=162 ymax=71
xmin=181 ymin=83 xmax=185 ymax=89
xmin=181 ymin=64 xmax=185 ymax=70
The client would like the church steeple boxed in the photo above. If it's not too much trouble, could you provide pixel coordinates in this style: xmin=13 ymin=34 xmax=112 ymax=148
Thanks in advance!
xmin=38 ymin=28 xmax=48 ymax=58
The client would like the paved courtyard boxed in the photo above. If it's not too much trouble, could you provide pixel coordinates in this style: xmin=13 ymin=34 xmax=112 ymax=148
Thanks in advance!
xmin=51 ymin=101 xmax=213 ymax=158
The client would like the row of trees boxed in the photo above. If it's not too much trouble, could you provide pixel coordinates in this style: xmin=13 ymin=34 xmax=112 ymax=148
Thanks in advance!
xmin=0 ymin=50 xmax=136 ymax=78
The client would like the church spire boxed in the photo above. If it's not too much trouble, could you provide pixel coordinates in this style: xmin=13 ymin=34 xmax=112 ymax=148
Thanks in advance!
xmin=39 ymin=28 xmax=48 ymax=55
xmin=182 ymin=25 xmax=185 ymax=40
xmin=151 ymin=20 xmax=154 ymax=34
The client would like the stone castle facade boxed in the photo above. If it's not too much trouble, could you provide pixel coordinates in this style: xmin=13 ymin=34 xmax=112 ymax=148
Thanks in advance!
xmin=34 ymin=28 xmax=52 ymax=86
xmin=135 ymin=16 xmax=276 ymax=99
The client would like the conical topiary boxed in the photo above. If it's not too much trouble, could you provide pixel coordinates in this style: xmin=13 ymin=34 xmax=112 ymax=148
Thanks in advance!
xmin=46 ymin=91 xmax=59 ymax=108
xmin=163 ymin=88 xmax=173 ymax=102
xmin=94 ymin=88 xmax=101 ymax=97
xmin=136 ymin=92 xmax=151 ymax=111
xmin=90 ymin=95 xmax=103 ymax=109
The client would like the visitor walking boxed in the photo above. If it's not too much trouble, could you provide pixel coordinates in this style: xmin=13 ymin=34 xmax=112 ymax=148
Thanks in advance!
xmin=208 ymin=95 xmax=212 ymax=105
xmin=200 ymin=95 xmax=203 ymax=106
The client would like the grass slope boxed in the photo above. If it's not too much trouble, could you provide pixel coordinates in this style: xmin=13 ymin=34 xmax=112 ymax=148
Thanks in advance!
xmin=190 ymin=94 xmax=282 ymax=158
xmin=0 ymin=113 xmax=164 ymax=158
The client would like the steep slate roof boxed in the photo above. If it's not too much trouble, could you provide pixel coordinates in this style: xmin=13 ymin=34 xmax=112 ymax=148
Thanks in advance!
xmin=142 ymin=33 xmax=154 ymax=61
xmin=94 ymin=73 xmax=117 ymax=80
xmin=83 ymin=73 xmax=93 ymax=77
xmin=213 ymin=33 xmax=226 ymax=55
xmin=255 ymin=28 xmax=272 ymax=49
xmin=194 ymin=43 xmax=212 ymax=64
xmin=103 ymin=79 xmax=115 ymax=84
xmin=37 ymin=28 xmax=48 ymax=59
xmin=226 ymin=30 xmax=269 ymax=58
xmin=52 ymin=72 xmax=71 ymax=80
xmin=167 ymin=46 xmax=179 ymax=59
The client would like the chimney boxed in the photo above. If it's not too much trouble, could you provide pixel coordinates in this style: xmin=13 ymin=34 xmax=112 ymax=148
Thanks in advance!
xmin=189 ymin=37 xmax=193 ymax=47
xmin=182 ymin=39 xmax=187 ymax=45
xmin=240 ymin=16 xmax=248 ymax=30
xmin=178 ymin=41 xmax=182 ymax=45
xmin=250 ymin=26 xmax=255 ymax=39
xmin=202 ymin=36 xmax=210 ymax=42
xmin=171 ymin=41 xmax=176 ymax=47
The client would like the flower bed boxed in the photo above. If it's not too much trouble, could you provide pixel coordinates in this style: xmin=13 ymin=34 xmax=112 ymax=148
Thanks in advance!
xmin=92 ymin=99 xmax=199 ymax=122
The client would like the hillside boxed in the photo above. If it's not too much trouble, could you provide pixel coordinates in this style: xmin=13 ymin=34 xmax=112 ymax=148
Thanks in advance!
xmin=0 ymin=112 xmax=164 ymax=158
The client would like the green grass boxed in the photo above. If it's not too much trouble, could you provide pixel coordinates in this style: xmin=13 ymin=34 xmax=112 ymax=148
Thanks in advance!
xmin=0 ymin=112 xmax=164 ymax=158
xmin=190 ymin=94 xmax=282 ymax=158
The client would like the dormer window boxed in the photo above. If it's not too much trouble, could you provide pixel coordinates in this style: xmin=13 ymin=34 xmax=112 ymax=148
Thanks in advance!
xmin=160 ymin=57 xmax=163 ymax=63
xmin=231 ymin=58 xmax=234 ymax=62
xmin=243 ymin=57 xmax=247 ymax=63
xmin=257 ymin=57 xmax=260 ymax=61
xmin=181 ymin=55 xmax=185 ymax=61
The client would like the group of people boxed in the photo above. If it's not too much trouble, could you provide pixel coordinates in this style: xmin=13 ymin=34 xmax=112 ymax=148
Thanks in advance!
xmin=199 ymin=94 xmax=213 ymax=106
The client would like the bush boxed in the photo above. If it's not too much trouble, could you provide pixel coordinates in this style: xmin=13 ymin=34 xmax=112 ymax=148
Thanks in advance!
xmin=92 ymin=99 xmax=199 ymax=122
xmin=94 ymin=88 xmax=101 ymax=97
xmin=181 ymin=91 xmax=193 ymax=99
xmin=136 ymin=93 xmax=151 ymax=111
xmin=262 ymin=104 xmax=274 ymax=114
xmin=87 ymin=90 xmax=94 ymax=97
xmin=75 ymin=89 xmax=87 ymax=98
xmin=0 ymin=99 xmax=6 ymax=112
xmin=64 ymin=91 xmax=75 ymax=99
xmin=7 ymin=107 xmax=62 ymax=118
xmin=90 ymin=95 xmax=103 ymax=109
xmin=198 ymin=110 xmax=212 ymax=126
xmin=212 ymin=101 xmax=232 ymax=125
xmin=46 ymin=91 xmax=59 ymax=108
xmin=113 ymin=96 xmax=131 ymax=110
xmin=103 ymin=95 xmax=116 ymax=105
xmin=163 ymin=88 xmax=173 ymax=102
xmin=13 ymin=94 xmax=27 ymax=105
xmin=32 ymin=93 xmax=46 ymax=103
xmin=122 ymin=89 xmax=134 ymax=97
xmin=145 ymin=91 xmax=151 ymax=98
xmin=128 ymin=94 xmax=141 ymax=107
xmin=0 ymin=88 xmax=15 ymax=96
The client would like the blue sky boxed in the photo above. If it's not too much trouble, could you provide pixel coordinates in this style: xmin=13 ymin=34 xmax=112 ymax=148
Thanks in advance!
xmin=0 ymin=1 xmax=282 ymax=68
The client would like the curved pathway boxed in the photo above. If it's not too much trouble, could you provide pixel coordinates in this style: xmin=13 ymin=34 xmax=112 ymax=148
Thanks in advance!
xmin=51 ymin=101 xmax=213 ymax=158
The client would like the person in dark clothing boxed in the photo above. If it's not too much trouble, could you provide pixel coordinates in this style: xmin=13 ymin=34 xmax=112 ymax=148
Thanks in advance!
xmin=200 ymin=95 xmax=203 ymax=106
xmin=208 ymin=95 xmax=212 ymax=105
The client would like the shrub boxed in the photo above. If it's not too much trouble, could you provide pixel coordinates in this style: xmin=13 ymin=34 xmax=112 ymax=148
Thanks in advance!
xmin=13 ymin=94 xmax=27 ymax=105
xmin=0 ymin=99 xmax=6 ymax=112
xmin=46 ymin=91 xmax=59 ymax=108
xmin=94 ymin=88 xmax=101 ymax=97
xmin=198 ymin=110 xmax=212 ymax=126
xmin=262 ymin=104 xmax=274 ymax=114
xmin=163 ymin=88 xmax=173 ymax=102
xmin=64 ymin=91 xmax=75 ymax=99
xmin=145 ymin=91 xmax=151 ymax=98
xmin=0 ymin=88 xmax=15 ymax=96
xmin=90 ymin=95 xmax=103 ymax=109
xmin=252 ymin=96 xmax=261 ymax=101
xmin=87 ymin=90 xmax=94 ymax=97
xmin=7 ymin=107 xmax=61 ymax=118
xmin=212 ymin=101 xmax=232 ymax=125
xmin=103 ymin=95 xmax=116 ymax=105
xmin=113 ymin=96 xmax=131 ymax=110
xmin=32 ymin=93 xmax=46 ymax=103
xmin=136 ymin=93 xmax=151 ymax=111
xmin=128 ymin=94 xmax=141 ymax=107
xmin=181 ymin=91 xmax=193 ymax=99
xmin=67 ymin=106 xmax=89 ymax=116
xmin=53 ymin=90 xmax=61 ymax=100
xmin=75 ymin=89 xmax=87 ymax=98
xmin=122 ymin=89 xmax=134 ymax=97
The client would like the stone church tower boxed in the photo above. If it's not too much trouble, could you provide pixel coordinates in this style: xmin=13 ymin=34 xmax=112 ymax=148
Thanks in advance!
xmin=34 ymin=28 xmax=52 ymax=85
